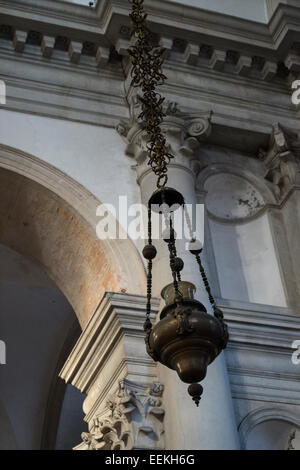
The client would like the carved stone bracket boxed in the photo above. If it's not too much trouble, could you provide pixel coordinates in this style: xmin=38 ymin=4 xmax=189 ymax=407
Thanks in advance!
xmin=74 ymin=379 xmax=165 ymax=450
xmin=60 ymin=292 xmax=163 ymax=451
xmin=258 ymin=123 xmax=300 ymax=200
xmin=116 ymin=96 xmax=212 ymax=181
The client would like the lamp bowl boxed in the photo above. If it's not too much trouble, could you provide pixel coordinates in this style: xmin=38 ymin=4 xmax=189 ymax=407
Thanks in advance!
xmin=147 ymin=298 xmax=228 ymax=384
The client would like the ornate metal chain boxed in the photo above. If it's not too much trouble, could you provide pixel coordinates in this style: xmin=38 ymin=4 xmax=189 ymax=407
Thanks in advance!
xmin=128 ymin=0 xmax=174 ymax=188
xmin=145 ymin=206 xmax=153 ymax=331
xmin=129 ymin=0 xmax=227 ymax=347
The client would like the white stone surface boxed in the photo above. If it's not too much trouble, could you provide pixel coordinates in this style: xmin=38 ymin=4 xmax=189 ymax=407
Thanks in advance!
xmin=209 ymin=216 xmax=287 ymax=307
xmin=166 ymin=0 xmax=268 ymax=22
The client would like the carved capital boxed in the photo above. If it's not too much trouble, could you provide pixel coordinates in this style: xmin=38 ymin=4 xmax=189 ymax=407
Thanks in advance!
xmin=117 ymin=99 xmax=212 ymax=181
xmin=74 ymin=379 xmax=165 ymax=450
xmin=258 ymin=123 xmax=300 ymax=200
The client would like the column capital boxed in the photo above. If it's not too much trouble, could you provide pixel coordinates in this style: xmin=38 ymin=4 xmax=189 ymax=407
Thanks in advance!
xmin=74 ymin=379 xmax=165 ymax=450
xmin=117 ymin=99 xmax=212 ymax=182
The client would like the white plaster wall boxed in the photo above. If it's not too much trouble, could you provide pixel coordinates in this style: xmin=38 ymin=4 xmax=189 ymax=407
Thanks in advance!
xmin=209 ymin=215 xmax=287 ymax=307
xmin=166 ymin=0 xmax=268 ymax=23
xmin=0 ymin=109 xmax=141 ymax=239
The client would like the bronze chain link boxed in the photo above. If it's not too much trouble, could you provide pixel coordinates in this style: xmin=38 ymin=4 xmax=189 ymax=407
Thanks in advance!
xmin=128 ymin=0 xmax=174 ymax=188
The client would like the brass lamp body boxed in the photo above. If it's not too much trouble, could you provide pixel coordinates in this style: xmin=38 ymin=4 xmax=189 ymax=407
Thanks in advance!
xmin=145 ymin=283 xmax=228 ymax=402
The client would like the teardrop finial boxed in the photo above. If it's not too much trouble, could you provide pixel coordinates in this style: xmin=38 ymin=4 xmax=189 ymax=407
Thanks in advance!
xmin=188 ymin=383 xmax=203 ymax=407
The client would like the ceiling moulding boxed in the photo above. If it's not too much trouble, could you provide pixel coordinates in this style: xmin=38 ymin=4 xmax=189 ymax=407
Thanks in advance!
xmin=1 ymin=1 xmax=300 ymax=56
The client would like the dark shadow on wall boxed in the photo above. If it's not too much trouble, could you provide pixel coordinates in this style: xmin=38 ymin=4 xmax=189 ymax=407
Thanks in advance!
xmin=40 ymin=320 xmax=86 ymax=450
xmin=0 ymin=398 xmax=18 ymax=450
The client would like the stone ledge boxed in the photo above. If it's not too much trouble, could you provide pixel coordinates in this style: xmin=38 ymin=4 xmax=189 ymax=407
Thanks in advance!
xmin=59 ymin=292 xmax=160 ymax=418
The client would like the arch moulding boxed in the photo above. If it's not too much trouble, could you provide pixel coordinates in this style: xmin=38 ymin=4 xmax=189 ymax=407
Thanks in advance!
xmin=238 ymin=407 xmax=300 ymax=449
xmin=0 ymin=144 xmax=146 ymax=328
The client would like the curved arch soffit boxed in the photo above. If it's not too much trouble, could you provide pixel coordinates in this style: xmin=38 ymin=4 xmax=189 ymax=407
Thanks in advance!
xmin=238 ymin=407 xmax=300 ymax=449
xmin=0 ymin=144 xmax=146 ymax=327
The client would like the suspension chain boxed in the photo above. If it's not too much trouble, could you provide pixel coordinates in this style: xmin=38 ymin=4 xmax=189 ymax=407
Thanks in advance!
xmin=128 ymin=0 xmax=174 ymax=188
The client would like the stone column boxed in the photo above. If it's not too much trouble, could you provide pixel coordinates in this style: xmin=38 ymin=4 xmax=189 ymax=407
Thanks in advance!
xmin=117 ymin=104 xmax=240 ymax=449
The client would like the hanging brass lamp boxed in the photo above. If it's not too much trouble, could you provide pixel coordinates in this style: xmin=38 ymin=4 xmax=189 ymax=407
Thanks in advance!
xmin=128 ymin=0 xmax=228 ymax=406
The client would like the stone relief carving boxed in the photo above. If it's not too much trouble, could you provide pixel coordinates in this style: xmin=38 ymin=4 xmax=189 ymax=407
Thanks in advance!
xmin=258 ymin=123 xmax=300 ymax=199
xmin=74 ymin=380 xmax=165 ymax=450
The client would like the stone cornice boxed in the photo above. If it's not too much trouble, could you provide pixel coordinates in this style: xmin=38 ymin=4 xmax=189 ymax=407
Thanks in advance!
xmin=220 ymin=299 xmax=300 ymax=406
xmin=269 ymin=4 xmax=300 ymax=52
xmin=219 ymin=298 xmax=300 ymax=351
xmin=1 ymin=1 xmax=300 ymax=56
xmin=59 ymin=292 xmax=160 ymax=394
xmin=1 ymin=1 xmax=300 ymax=147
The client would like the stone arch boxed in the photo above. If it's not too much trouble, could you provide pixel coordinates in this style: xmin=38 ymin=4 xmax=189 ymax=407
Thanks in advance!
xmin=0 ymin=144 xmax=146 ymax=328
xmin=238 ymin=407 xmax=300 ymax=449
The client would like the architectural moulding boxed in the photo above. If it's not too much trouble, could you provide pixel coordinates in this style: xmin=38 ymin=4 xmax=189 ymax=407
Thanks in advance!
xmin=60 ymin=292 xmax=162 ymax=449
xmin=1 ymin=0 xmax=300 ymax=55
xmin=0 ymin=19 xmax=297 ymax=84
xmin=74 ymin=379 xmax=165 ymax=450
xmin=220 ymin=298 xmax=300 ymax=407
xmin=1 ymin=2 xmax=299 ymax=137
xmin=1 ymin=1 xmax=300 ymax=92
xmin=238 ymin=407 xmax=300 ymax=449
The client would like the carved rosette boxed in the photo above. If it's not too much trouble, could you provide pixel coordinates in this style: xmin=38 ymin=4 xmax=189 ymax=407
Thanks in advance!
xmin=74 ymin=380 xmax=165 ymax=450
xmin=116 ymin=100 xmax=212 ymax=182
xmin=258 ymin=123 xmax=300 ymax=200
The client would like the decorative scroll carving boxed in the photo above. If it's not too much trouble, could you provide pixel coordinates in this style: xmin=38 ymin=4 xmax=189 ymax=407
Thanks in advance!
xmin=116 ymin=99 xmax=212 ymax=179
xmin=258 ymin=123 xmax=300 ymax=199
xmin=74 ymin=380 xmax=165 ymax=450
